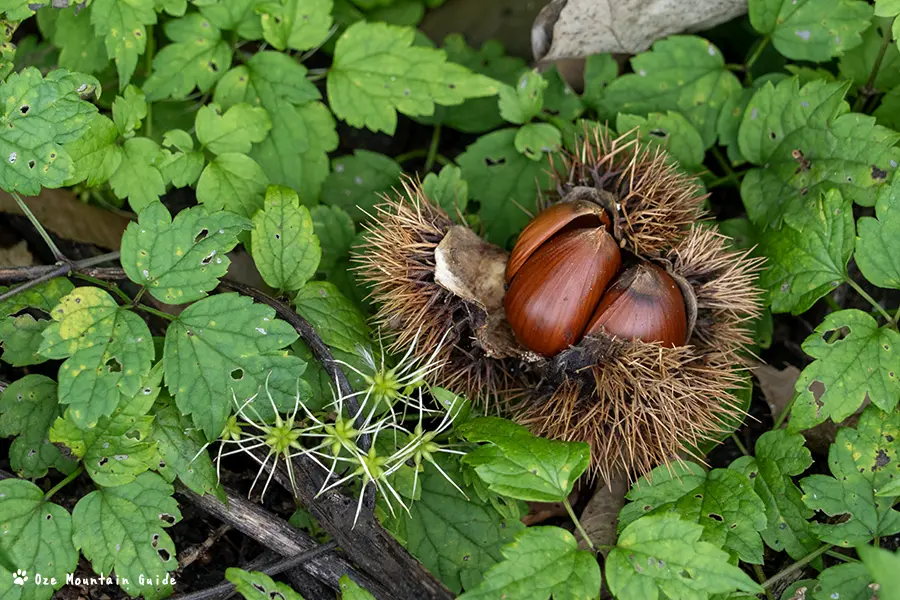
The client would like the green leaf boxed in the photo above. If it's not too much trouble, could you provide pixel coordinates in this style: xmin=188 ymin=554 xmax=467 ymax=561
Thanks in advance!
xmin=748 ymin=0 xmax=873 ymax=62
xmin=456 ymin=128 xmax=553 ymax=246
xmin=458 ymin=416 xmax=589 ymax=503
xmin=327 ymin=21 xmax=499 ymax=134
xmin=91 ymin=0 xmax=157 ymax=88
xmin=0 ymin=67 xmax=99 ymax=195
xmin=498 ymin=70 xmax=546 ymax=125
xmin=72 ymin=472 xmax=181 ymax=599
xmin=542 ymin=66 xmax=584 ymax=122
xmin=800 ymin=405 xmax=900 ymax=546
xmin=422 ymin=164 xmax=468 ymax=217
xmin=0 ymin=479 xmax=78 ymax=600
xmin=875 ymin=0 xmax=900 ymax=16
xmin=839 ymin=18 xmax=900 ymax=92
xmin=321 ymin=150 xmax=403 ymax=222
xmin=0 ymin=278 xmax=74 ymax=316
xmin=383 ymin=457 xmax=524 ymax=593
xmin=856 ymin=177 xmax=900 ymax=289
xmin=790 ymin=310 xmax=900 ymax=430
xmin=759 ymin=189 xmax=853 ymax=314
xmin=42 ymin=6 xmax=109 ymax=75
xmin=252 ymin=185 xmax=321 ymax=291
xmin=619 ymin=463 xmax=767 ymax=564
xmin=196 ymin=102 xmax=272 ymax=155
xmin=143 ymin=13 xmax=232 ymax=101
xmin=729 ymin=429 xmax=819 ymax=559
xmin=163 ymin=293 xmax=304 ymax=439
xmin=258 ymin=0 xmax=332 ymax=51
xmin=859 ymin=545 xmax=900 ymax=600
xmin=802 ymin=563 xmax=877 ymax=600
xmin=716 ymin=73 xmax=789 ymax=164
xmin=457 ymin=526 xmax=600 ymax=600
xmin=293 ymin=281 xmax=370 ymax=355
xmin=514 ymin=122 xmax=561 ymax=161
xmin=200 ymin=0 xmax=264 ymax=40
xmin=0 ymin=315 xmax=49 ymax=367
xmin=0 ymin=375 xmax=76 ymax=478
xmin=196 ymin=153 xmax=269 ymax=218
xmin=159 ymin=133 xmax=205 ymax=189
xmin=310 ymin=204 xmax=355 ymax=272
xmin=121 ymin=201 xmax=251 ymax=304
xmin=213 ymin=52 xmax=336 ymax=204
xmin=616 ymin=111 xmax=706 ymax=170
xmin=108 ymin=137 xmax=168 ymax=212
xmin=606 ymin=515 xmax=763 ymax=599
xmin=598 ymin=36 xmax=741 ymax=148
xmin=64 ymin=114 xmax=123 ymax=187
xmin=151 ymin=399 xmax=225 ymax=502
xmin=741 ymin=107 xmax=900 ymax=230
xmin=226 ymin=568 xmax=304 ymax=600
xmin=582 ymin=53 xmax=619 ymax=112
xmin=339 ymin=575 xmax=375 ymax=600
xmin=38 ymin=287 xmax=154 ymax=429
xmin=112 ymin=84 xmax=147 ymax=138
xmin=875 ymin=84 xmax=900 ymax=133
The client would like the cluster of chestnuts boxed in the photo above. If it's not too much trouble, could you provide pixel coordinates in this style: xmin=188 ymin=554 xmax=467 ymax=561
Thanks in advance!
xmin=354 ymin=127 xmax=763 ymax=483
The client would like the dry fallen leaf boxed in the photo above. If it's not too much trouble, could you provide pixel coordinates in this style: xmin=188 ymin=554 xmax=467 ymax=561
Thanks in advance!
xmin=532 ymin=0 xmax=747 ymax=61
xmin=753 ymin=362 xmax=801 ymax=422
xmin=578 ymin=474 xmax=629 ymax=555
xmin=0 ymin=240 xmax=34 ymax=267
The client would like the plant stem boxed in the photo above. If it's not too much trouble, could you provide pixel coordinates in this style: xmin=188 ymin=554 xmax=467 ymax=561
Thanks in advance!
xmin=135 ymin=303 xmax=176 ymax=321
xmin=772 ymin=394 xmax=797 ymax=429
xmin=761 ymin=543 xmax=831 ymax=590
xmin=563 ymin=498 xmax=595 ymax=551
xmin=425 ymin=124 xmax=442 ymax=172
xmin=394 ymin=148 xmax=451 ymax=166
xmin=753 ymin=565 xmax=775 ymax=600
xmin=145 ymin=24 xmax=154 ymax=138
xmin=852 ymin=19 xmax=894 ymax=113
xmin=846 ymin=278 xmax=893 ymax=323
xmin=730 ymin=433 xmax=751 ymax=456
xmin=710 ymin=147 xmax=742 ymax=188
xmin=744 ymin=36 xmax=771 ymax=83
xmin=43 ymin=466 xmax=83 ymax=501
xmin=0 ymin=251 xmax=121 ymax=304
xmin=76 ymin=273 xmax=133 ymax=304
xmin=825 ymin=550 xmax=858 ymax=562
xmin=12 ymin=191 xmax=66 ymax=261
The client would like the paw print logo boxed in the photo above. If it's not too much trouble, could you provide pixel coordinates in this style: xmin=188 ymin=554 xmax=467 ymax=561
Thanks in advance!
xmin=12 ymin=569 xmax=27 ymax=585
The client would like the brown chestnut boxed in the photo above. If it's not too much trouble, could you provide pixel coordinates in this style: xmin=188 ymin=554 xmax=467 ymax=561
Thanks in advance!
xmin=585 ymin=263 xmax=687 ymax=347
xmin=504 ymin=226 xmax=621 ymax=357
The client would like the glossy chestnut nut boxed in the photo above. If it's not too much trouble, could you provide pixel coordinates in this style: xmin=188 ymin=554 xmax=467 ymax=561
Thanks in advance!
xmin=585 ymin=263 xmax=687 ymax=347
xmin=504 ymin=216 xmax=621 ymax=356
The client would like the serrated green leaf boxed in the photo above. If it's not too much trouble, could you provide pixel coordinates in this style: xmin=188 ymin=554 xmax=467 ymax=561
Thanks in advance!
xmin=42 ymin=6 xmax=109 ymax=75
xmin=749 ymin=0 xmax=873 ymax=62
xmin=458 ymin=417 xmax=589 ymax=503
xmin=293 ymin=281 xmax=370 ymax=355
xmin=163 ymin=293 xmax=304 ymax=439
xmin=258 ymin=0 xmax=332 ymax=51
xmin=620 ymin=463 xmax=767 ymax=564
xmin=513 ymin=122 xmax=561 ymax=161
xmin=0 ymin=67 xmax=99 ymax=195
xmin=383 ymin=457 xmax=523 ymax=593
xmin=196 ymin=152 xmax=269 ymax=218
xmin=339 ymin=575 xmax=375 ymax=600
xmin=214 ymin=52 xmax=336 ymax=204
xmin=310 ymin=204 xmax=355 ymax=272
xmin=159 ymin=147 xmax=205 ymax=188
xmin=456 ymin=128 xmax=553 ymax=246
xmin=800 ymin=405 xmax=900 ymax=546
xmin=497 ymin=70 xmax=546 ymax=125
xmin=876 ymin=0 xmax=900 ymax=16
xmin=606 ymin=515 xmax=763 ymax=599
xmin=157 ymin=0 xmax=188 ymax=16
xmin=121 ymin=201 xmax=251 ymax=303
xmin=737 ymin=77 xmax=849 ymax=166
xmin=839 ymin=18 xmax=900 ymax=92
xmin=151 ymin=399 xmax=225 ymax=501
xmin=252 ymin=185 xmax=321 ymax=291
xmin=91 ymin=0 xmax=157 ymax=88
xmin=790 ymin=310 xmax=900 ymax=431
xmin=760 ymin=189 xmax=853 ymax=314
xmin=0 ymin=278 xmax=74 ymax=316
xmin=226 ymin=568 xmax=304 ymax=600
xmin=108 ymin=137 xmax=167 ymax=212
xmin=801 ymin=563 xmax=876 ymax=600
xmin=582 ymin=53 xmax=618 ymax=113
xmin=143 ymin=13 xmax=232 ymax=102
xmin=64 ymin=114 xmax=123 ymax=187
xmin=597 ymin=36 xmax=740 ymax=148
xmin=874 ymin=84 xmax=900 ymax=130
xmin=321 ymin=150 xmax=402 ymax=221
xmin=859 ymin=545 xmax=900 ymax=600
xmin=856 ymin=177 xmax=900 ymax=289
xmin=422 ymin=164 xmax=468 ymax=217
xmin=196 ymin=102 xmax=271 ymax=155
xmin=112 ymin=84 xmax=147 ymax=138
xmin=420 ymin=35 xmax=527 ymax=134
xmin=0 ymin=479 xmax=78 ymax=600
xmin=0 ymin=315 xmax=49 ymax=367
xmin=617 ymin=111 xmax=706 ymax=170
xmin=72 ymin=472 xmax=181 ymax=599
xmin=457 ymin=526 xmax=600 ymax=600
xmin=200 ymin=0 xmax=264 ymax=40
xmin=730 ymin=429 xmax=818 ymax=559
xmin=542 ymin=66 xmax=584 ymax=122
xmin=0 ymin=375 xmax=76 ymax=478
xmin=38 ymin=287 xmax=154 ymax=428
xmin=327 ymin=21 xmax=499 ymax=134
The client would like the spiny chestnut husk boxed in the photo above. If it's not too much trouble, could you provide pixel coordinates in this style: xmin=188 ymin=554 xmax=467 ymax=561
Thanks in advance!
xmin=353 ymin=127 xmax=764 ymax=483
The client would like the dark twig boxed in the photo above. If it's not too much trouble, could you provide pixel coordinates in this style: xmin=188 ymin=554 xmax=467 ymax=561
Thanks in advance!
xmin=0 ymin=252 xmax=122 ymax=303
